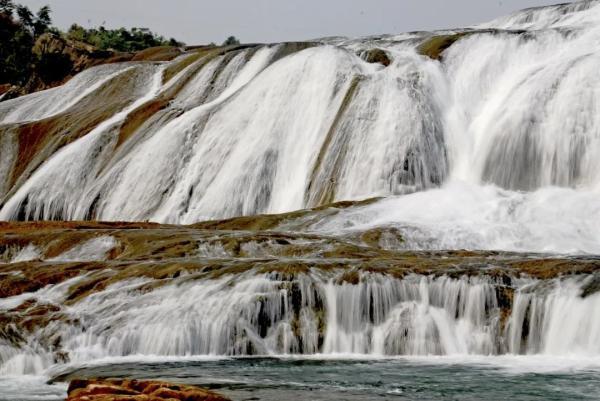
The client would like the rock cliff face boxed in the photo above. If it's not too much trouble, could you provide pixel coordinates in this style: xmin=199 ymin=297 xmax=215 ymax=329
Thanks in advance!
xmin=66 ymin=379 xmax=230 ymax=401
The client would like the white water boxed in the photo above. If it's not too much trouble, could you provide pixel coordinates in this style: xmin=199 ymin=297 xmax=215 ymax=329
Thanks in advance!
xmin=309 ymin=182 xmax=600 ymax=254
xmin=1 ymin=1 xmax=600 ymax=394
xmin=46 ymin=236 xmax=117 ymax=262
xmin=0 ymin=2 xmax=598 ymax=255
xmin=479 ymin=0 xmax=600 ymax=30
xmin=0 ymin=272 xmax=598 ymax=376
xmin=507 ymin=278 xmax=600 ymax=355
xmin=9 ymin=244 xmax=41 ymax=263
xmin=0 ymin=64 xmax=135 ymax=124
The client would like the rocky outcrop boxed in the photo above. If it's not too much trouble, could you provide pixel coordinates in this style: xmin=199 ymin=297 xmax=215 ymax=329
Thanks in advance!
xmin=417 ymin=33 xmax=468 ymax=60
xmin=0 ymin=84 xmax=16 ymax=98
xmin=361 ymin=48 xmax=391 ymax=66
xmin=67 ymin=379 xmax=230 ymax=401
xmin=418 ymin=29 xmax=528 ymax=60
xmin=1 ymin=219 xmax=598 ymax=302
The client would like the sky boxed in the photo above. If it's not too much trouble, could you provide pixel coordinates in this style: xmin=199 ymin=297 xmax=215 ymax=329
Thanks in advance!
xmin=17 ymin=0 xmax=574 ymax=44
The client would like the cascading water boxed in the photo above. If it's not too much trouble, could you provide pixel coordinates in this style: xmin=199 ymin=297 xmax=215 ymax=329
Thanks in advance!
xmin=1 ymin=1 xmax=600 ymax=399
xmin=0 ymin=1 xmax=598 ymax=240
xmin=0 ymin=271 xmax=598 ymax=377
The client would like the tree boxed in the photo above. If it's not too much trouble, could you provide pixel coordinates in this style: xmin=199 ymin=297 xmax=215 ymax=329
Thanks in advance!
xmin=1 ymin=1 xmax=35 ymax=85
xmin=1 ymin=0 xmax=185 ymax=91
xmin=67 ymin=23 xmax=86 ymax=41
xmin=0 ymin=0 xmax=14 ymax=16
xmin=66 ymin=24 xmax=183 ymax=52
xmin=36 ymin=50 xmax=73 ymax=83
xmin=222 ymin=36 xmax=240 ymax=46
xmin=33 ymin=5 xmax=51 ymax=37
xmin=168 ymin=37 xmax=183 ymax=47
xmin=15 ymin=4 xmax=32 ymax=30
xmin=1 ymin=2 xmax=54 ymax=87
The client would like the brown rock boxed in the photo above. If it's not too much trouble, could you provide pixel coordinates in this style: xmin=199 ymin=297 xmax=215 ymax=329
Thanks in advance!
xmin=0 ymin=83 xmax=20 ymax=100
xmin=417 ymin=33 xmax=467 ymax=60
xmin=0 ymin=84 xmax=12 ymax=96
xmin=27 ymin=33 xmax=133 ymax=93
xmin=131 ymin=46 xmax=182 ymax=62
xmin=66 ymin=379 xmax=230 ymax=401
xmin=361 ymin=48 xmax=391 ymax=66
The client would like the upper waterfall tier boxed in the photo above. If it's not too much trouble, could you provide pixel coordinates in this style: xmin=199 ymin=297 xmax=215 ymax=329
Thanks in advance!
xmin=1 ymin=1 xmax=599 ymax=229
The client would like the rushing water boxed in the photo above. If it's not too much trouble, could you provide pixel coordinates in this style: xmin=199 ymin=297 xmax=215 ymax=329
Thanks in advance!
xmin=1 ymin=271 xmax=598 ymax=378
xmin=1 ymin=1 xmax=600 ymax=400
xmin=0 ymin=2 xmax=599 ymax=237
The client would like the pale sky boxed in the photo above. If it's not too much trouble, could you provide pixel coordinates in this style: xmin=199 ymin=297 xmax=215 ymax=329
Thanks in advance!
xmin=18 ymin=0 xmax=574 ymax=44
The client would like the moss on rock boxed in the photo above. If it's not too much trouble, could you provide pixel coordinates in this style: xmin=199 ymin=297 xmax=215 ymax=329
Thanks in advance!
xmin=417 ymin=33 xmax=468 ymax=60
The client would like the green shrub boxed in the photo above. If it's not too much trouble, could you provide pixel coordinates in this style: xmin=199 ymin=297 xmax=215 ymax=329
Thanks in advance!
xmin=66 ymin=24 xmax=184 ymax=52
xmin=222 ymin=36 xmax=240 ymax=46
xmin=0 ymin=0 xmax=185 ymax=89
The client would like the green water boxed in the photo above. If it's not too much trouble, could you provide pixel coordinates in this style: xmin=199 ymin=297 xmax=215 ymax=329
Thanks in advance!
xmin=20 ymin=356 xmax=598 ymax=401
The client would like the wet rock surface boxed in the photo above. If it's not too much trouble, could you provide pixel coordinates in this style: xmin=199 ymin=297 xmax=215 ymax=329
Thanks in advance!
xmin=67 ymin=378 xmax=230 ymax=401
xmin=417 ymin=29 xmax=527 ymax=60
xmin=1 ymin=219 xmax=599 ymax=299
xmin=0 ymin=217 xmax=597 ymax=363
xmin=361 ymin=48 xmax=392 ymax=66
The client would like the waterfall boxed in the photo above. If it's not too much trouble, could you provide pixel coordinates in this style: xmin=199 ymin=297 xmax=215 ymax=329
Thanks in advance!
xmin=1 ymin=271 xmax=598 ymax=375
xmin=0 ymin=0 xmax=599 ymax=386
xmin=0 ymin=2 xmax=598 ymax=228
xmin=507 ymin=277 xmax=600 ymax=355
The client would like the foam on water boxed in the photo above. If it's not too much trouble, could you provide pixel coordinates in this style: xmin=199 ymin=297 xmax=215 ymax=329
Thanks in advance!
xmin=309 ymin=181 xmax=600 ymax=254
xmin=0 ymin=375 xmax=66 ymax=401
xmin=10 ymin=244 xmax=41 ymax=263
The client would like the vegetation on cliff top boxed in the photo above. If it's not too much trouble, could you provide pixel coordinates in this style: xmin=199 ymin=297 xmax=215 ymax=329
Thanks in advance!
xmin=0 ymin=0 xmax=184 ymax=95
xmin=1 ymin=0 xmax=54 ymax=85
xmin=65 ymin=24 xmax=183 ymax=53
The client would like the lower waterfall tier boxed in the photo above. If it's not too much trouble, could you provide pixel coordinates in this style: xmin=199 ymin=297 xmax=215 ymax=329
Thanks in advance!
xmin=0 ymin=221 xmax=598 ymax=376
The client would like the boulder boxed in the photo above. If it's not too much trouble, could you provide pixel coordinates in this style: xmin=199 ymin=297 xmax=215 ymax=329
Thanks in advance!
xmin=66 ymin=379 xmax=230 ymax=401
xmin=417 ymin=33 xmax=467 ymax=60
xmin=361 ymin=48 xmax=391 ymax=66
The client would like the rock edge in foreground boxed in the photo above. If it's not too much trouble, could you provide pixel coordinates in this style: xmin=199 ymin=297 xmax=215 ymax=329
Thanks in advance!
xmin=67 ymin=378 xmax=230 ymax=401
